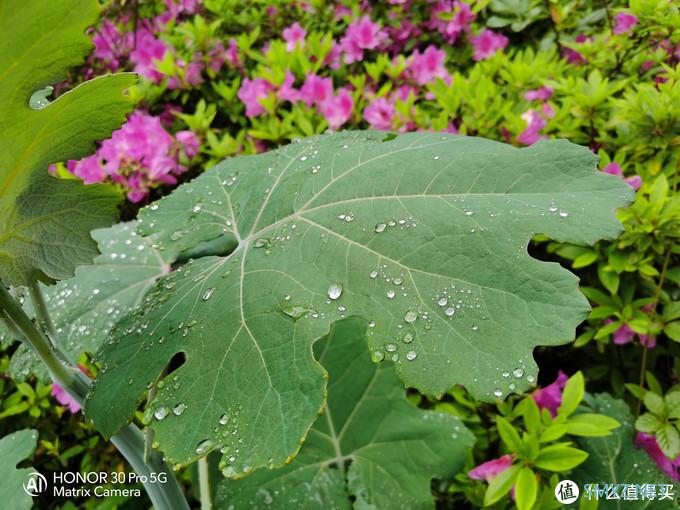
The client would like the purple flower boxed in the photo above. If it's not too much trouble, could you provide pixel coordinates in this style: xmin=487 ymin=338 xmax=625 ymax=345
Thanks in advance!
xmin=613 ymin=13 xmax=638 ymax=35
xmin=604 ymin=319 xmax=656 ymax=348
xmin=364 ymin=98 xmax=395 ymax=130
xmin=319 ymin=88 xmax=354 ymax=129
xmin=531 ymin=371 xmax=568 ymax=417
xmin=429 ymin=1 xmax=475 ymax=43
xmin=283 ymin=22 xmax=306 ymax=51
xmin=408 ymin=45 xmax=448 ymax=85
xmin=91 ymin=20 xmax=133 ymax=71
xmin=635 ymin=432 xmax=680 ymax=481
xmin=52 ymin=384 xmax=81 ymax=413
xmin=340 ymin=16 xmax=387 ymax=63
xmin=468 ymin=454 xmax=514 ymax=481
xmin=277 ymin=71 xmax=301 ymax=103
xmin=238 ymin=78 xmax=275 ymax=117
xmin=602 ymin=162 xmax=643 ymax=190
xmin=300 ymin=74 xmax=333 ymax=107
xmin=176 ymin=130 xmax=200 ymax=159
xmin=517 ymin=109 xmax=548 ymax=145
xmin=129 ymin=28 xmax=170 ymax=83
xmin=524 ymin=86 xmax=554 ymax=101
xmin=470 ymin=29 xmax=508 ymax=61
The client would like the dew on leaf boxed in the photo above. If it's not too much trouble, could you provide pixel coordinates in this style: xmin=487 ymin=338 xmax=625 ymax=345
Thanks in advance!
xmin=402 ymin=332 xmax=414 ymax=343
xmin=437 ymin=297 xmax=448 ymax=306
xmin=444 ymin=307 xmax=456 ymax=317
xmin=369 ymin=270 xmax=378 ymax=279
xmin=219 ymin=414 xmax=229 ymax=426
xmin=327 ymin=283 xmax=343 ymax=300
xmin=154 ymin=407 xmax=169 ymax=421
xmin=173 ymin=403 xmax=186 ymax=416
xmin=372 ymin=351 xmax=385 ymax=362
xmin=406 ymin=350 xmax=417 ymax=361
xmin=386 ymin=290 xmax=396 ymax=299
xmin=512 ymin=368 xmax=524 ymax=378
xmin=375 ymin=223 xmax=387 ymax=233
xmin=195 ymin=439 xmax=214 ymax=455
xmin=386 ymin=343 xmax=397 ymax=352
xmin=404 ymin=310 xmax=417 ymax=323
xmin=493 ymin=388 xmax=503 ymax=398
xmin=201 ymin=288 xmax=215 ymax=301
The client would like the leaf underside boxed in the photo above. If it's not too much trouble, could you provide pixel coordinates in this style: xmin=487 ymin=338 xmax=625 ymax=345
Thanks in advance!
xmin=0 ymin=0 xmax=135 ymax=286
xmin=0 ymin=429 xmax=38 ymax=510
xmin=571 ymin=394 xmax=676 ymax=510
xmin=216 ymin=318 xmax=474 ymax=509
xmin=85 ymin=131 xmax=632 ymax=476
xmin=3 ymin=222 xmax=169 ymax=381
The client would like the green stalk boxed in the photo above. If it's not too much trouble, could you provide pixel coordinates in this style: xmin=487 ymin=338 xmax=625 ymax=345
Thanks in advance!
xmin=198 ymin=457 xmax=212 ymax=510
xmin=28 ymin=280 xmax=56 ymax=339
xmin=0 ymin=284 xmax=189 ymax=510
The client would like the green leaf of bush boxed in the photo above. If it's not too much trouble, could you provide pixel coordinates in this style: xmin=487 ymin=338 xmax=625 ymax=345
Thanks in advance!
xmin=0 ymin=429 xmax=38 ymax=510
xmin=2 ymin=222 xmax=169 ymax=381
xmin=215 ymin=318 xmax=474 ymax=509
xmin=534 ymin=444 xmax=588 ymax=471
xmin=0 ymin=0 xmax=135 ymax=285
xmin=85 ymin=131 xmax=631 ymax=473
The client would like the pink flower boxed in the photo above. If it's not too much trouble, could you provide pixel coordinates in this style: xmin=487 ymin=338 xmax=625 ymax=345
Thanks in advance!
xmin=635 ymin=433 xmax=680 ymax=481
xmin=604 ymin=319 xmax=656 ymax=347
xmin=517 ymin=109 xmax=548 ymax=145
xmin=470 ymin=29 xmax=508 ymax=61
xmin=613 ymin=13 xmax=638 ymax=35
xmin=51 ymin=383 xmax=81 ymax=413
xmin=129 ymin=28 xmax=170 ymax=83
xmin=238 ymin=78 xmax=275 ymax=117
xmin=408 ymin=45 xmax=448 ymax=85
xmin=468 ymin=454 xmax=514 ymax=481
xmin=226 ymin=38 xmax=241 ymax=68
xmin=601 ymin=162 xmax=643 ymax=190
xmin=340 ymin=16 xmax=387 ymax=63
xmin=278 ymin=71 xmax=301 ymax=103
xmin=531 ymin=371 xmax=568 ymax=417
xmin=283 ymin=22 xmax=306 ymax=51
xmin=364 ymin=98 xmax=395 ymax=130
xmin=300 ymin=75 xmax=333 ymax=107
xmin=429 ymin=1 xmax=475 ymax=43
xmin=176 ymin=130 xmax=200 ymax=159
xmin=563 ymin=35 xmax=588 ymax=64
xmin=319 ymin=88 xmax=354 ymax=129
xmin=524 ymin=86 xmax=554 ymax=101
xmin=92 ymin=20 xmax=133 ymax=71
xmin=67 ymin=155 xmax=105 ymax=184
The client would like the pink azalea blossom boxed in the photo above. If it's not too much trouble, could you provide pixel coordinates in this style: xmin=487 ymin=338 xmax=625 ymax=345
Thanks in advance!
xmin=91 ymin=20 xmax=133 ymax=71
xmin=385 ymin=21 xmax=421 ymax=54
xmin=340 ymin=16 xmax=388 ymax=63
xmin=364 ymin=98 xmax=395 ymax=130
xmin=524 ymin=86 xmax=554 ymax=101
xmin=225 ymin=38 xmax=241 ymax=68
xmin=531 ymin=370 xmax=568 ymax=416
xmin=68 ymin=155 xmax=106 ymax=184
xmin=429 ymin=1 xmax=475 ymax=43
xmin=283 ymin=22 xmax=307 ymax=51
xmin=129 ymin=28 xmax=170 ymax=83
xmin=603 ymin=319 xmax=655 ymax=347
xmin=635 ymin=432 xmax=680 ymax=480
xmin=517 ymin=109 xmax=548 ymax=145
xmin=408 ymin=45 xmax=448 ymax=85
xmin=601 ymin=162 xmax=643 ymax=190
xmin=468 ymin=454 xmax=514 ymax=481
xmin=51 ymin=383 xmax=81 ymax=413
xmin=613 ymin=13 xmax=638 ymax=35
xmin=300 ymin=74 xmax=333 ymax=106
xmin=470 ymin=29 xmax=508 ymax=61
xmin=563 ymin=34 xmax=588 ymax=64
xmin=278 ymin=71 xmax=301 ymax=103
xmin=176 ymin=130 xmax=200 ymax=159
xmin=238 ymin=78 xmax=275 ymax=117
xmin=319 ymin=88 xmax=354 ymax=129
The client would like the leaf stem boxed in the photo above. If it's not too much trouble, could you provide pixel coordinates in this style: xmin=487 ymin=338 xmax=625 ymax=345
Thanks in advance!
xmin=28 ymin=280 xmax=56 ymax=340
xmin=0 ymin=283 xmax=189 ymax=510
xmin=198 ymin=457 xmax=212 ymax=510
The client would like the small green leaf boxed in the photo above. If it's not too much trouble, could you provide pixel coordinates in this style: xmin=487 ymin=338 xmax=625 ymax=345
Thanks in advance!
xmin=534 ymin=445 xmax=588 ymax=471
xmin=497 ymin=416 xmax=525 ymax=454
xmin=559 ymin=371 xmax=585 ymax=417
xmin=515 ymin=467 xmax=538 ymax=510
xmin=635 ymin=413 xmax=663 ymax=434
xmin=484 ymin=464 xmax=521 ymax=506
xmin=0 ymin=429 xmax=38 ymax=510
xmin=643 ymin=392 xmax=667 ymax=416
xmin=664 ymin=321 xmax=680 ymax=342
xmin=567 ymin=413 xmax=620 ymax=436
xmin=656 ymin=424 xmax=680 ymax=459
xmin=539 ymin=423 xmax=568 ymax=443
xmin=216 ymin=318 xmax=474 ymax=509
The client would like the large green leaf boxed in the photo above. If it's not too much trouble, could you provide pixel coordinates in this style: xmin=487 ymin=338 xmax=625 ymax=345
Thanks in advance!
xmin=216 ymin=318 xmax=474 ymax=509
xmin=0 ymin=0 xmax=135 ymax=286
xmin=2 ymin=222 xmax=169 ymax=380
xmin=571 ymin=394 xmax=676 ymax=509
xmin=0 ymin=429 xmax=38 ymax=510
xmin=85 ymin=131 xmax=632 ymax=474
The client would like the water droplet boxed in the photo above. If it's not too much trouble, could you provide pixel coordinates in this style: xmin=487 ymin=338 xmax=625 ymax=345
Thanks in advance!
xmin=192 ymin=205 xmax=202 ymax=213
xmin=433 ymin=155 xmax=440 ymax=160
xmin=154 ymin=407 xmax=169 ymax=421
xmin=559 ymin=211 xmax=569 ymax=218
xmin=493 ymin=388 xmax=503 ymax=398
xmin=471 ymin=324 xmax=479 ymax=331
xmin=386 ymin=343 xmax=397 ymax=352
xmin=406 ymin=351 xmax=417 ymax=361
xmin=463 ymin=208 xmax=474 ymax=216
xmin=195 ymin=439 xmax=214 ymax=455
xmin=444 ymin=307 xmax=456 ymax=317
xmin=254 ymin=238 xmax=270 ymax=248
xmin=386 ymin=290 xmax=396 ymax=299
xmin=173 ymin=403 xmax=186 ymax=416
xmin=283 ymin=294 xmax=291 ymax=301
xmin=327 ymin=283 xmax=343 ymax=300
xmin=527 ymin=375 xmax=535 ymax=383
xmin=369 ymin=270 xmax=378 ymax=279
xmin=437 ymin=297 xmax=448 ymax=306
xmin=219 ymin=414 xmax=229 ymax=425
xmin=202 ymin=288 xmax=215 ymax=301
xmin=393 ymin=277 xmax=404 ymax=285
xmin=372 ymin=351 xmax=385 ymax=362
xmin=502 ymin=371 xmax=510 ymax=378
xmin=512 ymin=368 xmax=524 ymax=378
xmin=404 ymin=310 xmax=417 ymax=323
xmin=403 ymin=332 xmax=414 ymax=343
xmin=375 ymin=223 xmax=387 ymax=233
xmin=548 ymin=205 xmax=558 ymax=213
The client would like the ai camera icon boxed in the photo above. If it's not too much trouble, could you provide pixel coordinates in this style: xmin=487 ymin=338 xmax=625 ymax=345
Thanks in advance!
xmin=23 ymin=471 xmax=47 ymax=497
xmin=555 ymin=479 xmax=579 ymax=504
